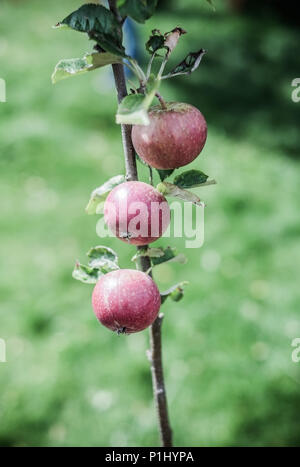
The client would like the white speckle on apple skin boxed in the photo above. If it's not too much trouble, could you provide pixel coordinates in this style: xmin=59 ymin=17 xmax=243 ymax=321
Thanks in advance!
xmin=104 ymin=181 xmax=170 ymax=246
xmin=131 ymin=102 xmax=207 ymax=170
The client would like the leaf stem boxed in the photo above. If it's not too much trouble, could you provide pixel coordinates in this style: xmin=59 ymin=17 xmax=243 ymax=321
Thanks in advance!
xmin=128 ymin=58 xmax=147 ymax=84
xmin=157 ymin=53 xmax=169 ymax=79
xmin=146 ymin=53 xmax=156 ymax=80
xmin=161 ymin=70 xmax=190 ymax=80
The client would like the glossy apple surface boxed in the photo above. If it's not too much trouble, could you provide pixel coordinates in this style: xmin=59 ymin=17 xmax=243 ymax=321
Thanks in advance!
xmin=92 ymin=269 xmax=161 ymax=333
xmin=104 ymin=181 xmax=170 ymax=245
xmin=132 ymin=102 xmax=207 ymax=169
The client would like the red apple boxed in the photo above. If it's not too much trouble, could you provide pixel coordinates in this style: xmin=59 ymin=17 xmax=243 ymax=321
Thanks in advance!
xmin=92 ymin=269 xmax=161 ymax=334
xmin=131 ymin=102 xmax=207 ymax=169
xmin=104 ymin=181 xmax=170 ymax=246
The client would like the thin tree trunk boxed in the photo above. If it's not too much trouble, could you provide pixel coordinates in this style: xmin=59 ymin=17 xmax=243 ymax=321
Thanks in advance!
xmin=110 ymin=52 xmax=173 ymax=446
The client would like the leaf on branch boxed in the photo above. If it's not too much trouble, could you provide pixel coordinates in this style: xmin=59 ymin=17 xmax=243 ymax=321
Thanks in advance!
xmin=116 ymin=75 xmax=159 ymax=125
xmin=160 ymin=281 xmax=189 ymax=304
xmin=72 ymin=245 xmax=119 ymax=284
xmin=131 ymin=247 xmax=165 ymax=262
xmin=86 ymin=175 xmax=126 ymax=215
xmin=118 ymin=0 xmax=158 ymax=23
xmin=116 ymin=94 xmax=149 ymax=125
xmin=165 ymin=49 xmax=206 ymax=78
xmin=145 ymin=73 xmax=159 ymax=95
xmin=72 ymin=262 xmax=107 ymax=284
xmin=132 ymin=246 xmax=186 ymax=267
xmin=156 ymin=169 xmax=175 ymax=182
xmin=173 ymin=169 xmax=210 ymax=188
xmin=51 ymin=52 xmax=122 ymax=84
xmin=156 ymin=182 xmax=205 ymax=207
xmin=146 ymin=27 xmax=186 ymax=57
xmin=151 ymin=246 xmax=187 ymax=267
xmin=87 ymin=246 xmax=119 ymax=270
xmin=146 ymin=29 xmax=166 ymax=55
xmin=54 ymin=4 xmax=126 ymax=57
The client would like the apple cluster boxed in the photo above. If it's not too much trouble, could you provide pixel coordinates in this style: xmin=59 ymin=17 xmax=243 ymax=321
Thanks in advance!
xmin=92 ymin=101 xmax=207 ymax=334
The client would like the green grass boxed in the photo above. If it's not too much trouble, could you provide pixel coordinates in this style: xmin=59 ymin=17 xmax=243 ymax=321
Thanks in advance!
xmin=0 ymin=0 xmax=300 ymax=446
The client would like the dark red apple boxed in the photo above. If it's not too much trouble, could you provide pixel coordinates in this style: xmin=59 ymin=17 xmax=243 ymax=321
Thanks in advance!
xmin=92 ymin=269 xmax=161 ymax=334
xmin=104 ymin=181 xmax=170 ymax=246
xmin=131 ymin=102 xmax=207 ymax=169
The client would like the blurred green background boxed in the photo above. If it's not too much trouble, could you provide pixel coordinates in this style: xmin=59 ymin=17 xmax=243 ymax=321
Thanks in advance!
xmin=1 ymin=0 xmax=300 ymax=447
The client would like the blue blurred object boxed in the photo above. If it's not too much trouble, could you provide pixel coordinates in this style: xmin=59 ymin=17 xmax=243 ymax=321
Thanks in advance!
xmin=123 ymin=17 xmax=142 ymax=78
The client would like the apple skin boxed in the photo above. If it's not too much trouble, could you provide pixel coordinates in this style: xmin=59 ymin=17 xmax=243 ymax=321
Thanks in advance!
xmin=104 ymin=181 xmax=170 ymax=246
xmin=92 ymin=269 xmax=161 ymax=334
xmin=131 ymin=102 xmax=207 ymax=169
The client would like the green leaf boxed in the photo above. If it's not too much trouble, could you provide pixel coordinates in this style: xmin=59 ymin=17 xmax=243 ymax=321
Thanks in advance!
xmin=131 ymin=247 xmax=164 ymax=262
xmin=146 ymin=27 xmax=186 ymax=57
xmin=118 ymin=0 xmax=158 ymax=23
xmin=55 ymin=4 xmax=125 ymax=57
xmin=116 ymin=94 xmax=149 ymax=125
xmin=165 ymin=49 xmax=206 ymax=78
xmin=86 ymin=175 xmax=126 ymax=214
xmin=157 ymin=182 xmax=205 ymax=207
xmin=87 ymin=246 xmax=119 ymax=270
xmin=160 ymin=281 xmax=188 ymax=304
xmin=116 ymin=76 xmax=159 ymax=125
xmin=73 ymin=245 xmax=119 ymax=284
xmin=151 ymin=246 xmax=187 ymax=267
xmin=72 ymin=262 xmax=106 ymax=284
xmin=146 ymin=73 xmax=159 ymax=95
xmin=156 ymin=169 xmax=174 ymax=182
xmin=131 ymin=246 xmax=186 ymax=268
xmin=173 ymin=169 xmax=209 ymax=188
xmin=146 ymin=29 xmax=166 ymax=55
xmin=51 ymin=52 xmax=122 ymax=84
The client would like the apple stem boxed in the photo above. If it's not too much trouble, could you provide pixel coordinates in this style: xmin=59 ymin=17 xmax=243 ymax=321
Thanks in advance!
xmin=156 ymin=92 xmax=167 ymax=110
xmin=109 ymin=0 xmax=173 ymax=448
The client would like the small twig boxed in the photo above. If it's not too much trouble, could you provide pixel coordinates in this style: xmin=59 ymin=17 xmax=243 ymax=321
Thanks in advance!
xmin=149 ymin=165 xmax=154 ymax=185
